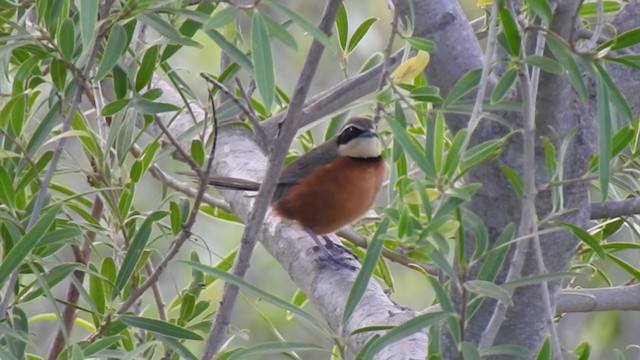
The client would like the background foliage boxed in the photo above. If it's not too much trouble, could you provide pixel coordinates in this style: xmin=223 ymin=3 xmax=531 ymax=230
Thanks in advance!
xmin=1 ymin=0 xmax=640 ymax=359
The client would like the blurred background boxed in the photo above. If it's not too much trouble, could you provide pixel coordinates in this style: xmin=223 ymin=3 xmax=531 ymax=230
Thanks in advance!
xmin=24 ymin=0 xmax=639 ymax=359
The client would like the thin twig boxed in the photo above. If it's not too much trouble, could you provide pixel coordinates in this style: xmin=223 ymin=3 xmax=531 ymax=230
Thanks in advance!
xmin=153 ymin=113 xmax=202 ymax=175
xmin=200 ymin=1 xmax=344 ymax=358
xmin=146 ymin=262 xmax=167 ymax=321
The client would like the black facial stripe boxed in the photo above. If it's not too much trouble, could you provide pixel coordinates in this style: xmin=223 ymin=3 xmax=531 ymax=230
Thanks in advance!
xmin=337 ymin=125 xmax=375 ymax=145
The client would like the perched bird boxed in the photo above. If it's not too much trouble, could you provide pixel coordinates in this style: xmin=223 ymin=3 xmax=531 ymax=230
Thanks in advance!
xmin=198 ymin=116 xmax=386 ymax=268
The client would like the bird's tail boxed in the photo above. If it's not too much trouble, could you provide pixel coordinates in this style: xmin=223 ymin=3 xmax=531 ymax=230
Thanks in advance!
xmin=177 ymin=172 xmax=261 ymax=191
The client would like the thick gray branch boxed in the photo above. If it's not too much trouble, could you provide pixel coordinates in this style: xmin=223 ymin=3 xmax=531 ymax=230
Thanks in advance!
xmin=557 ymin=284 xmax=640 ymax=312
xmin=590 ymin=198 xmax=640 ymax=219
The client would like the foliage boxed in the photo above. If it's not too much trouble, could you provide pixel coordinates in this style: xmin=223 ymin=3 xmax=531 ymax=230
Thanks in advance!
xmin=0 ymin=0 xmax=639 ymax=359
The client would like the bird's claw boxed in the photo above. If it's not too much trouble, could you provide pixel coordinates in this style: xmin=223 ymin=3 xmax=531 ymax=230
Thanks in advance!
xmin=311 ymin=245 xmax=358 ymax=271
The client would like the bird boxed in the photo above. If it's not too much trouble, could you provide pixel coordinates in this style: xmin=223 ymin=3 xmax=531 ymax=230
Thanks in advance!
xmin=194 ymin=116 xmax=387 ymax=268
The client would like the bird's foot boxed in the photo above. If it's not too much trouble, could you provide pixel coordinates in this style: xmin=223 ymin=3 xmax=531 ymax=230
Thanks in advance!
xmin=311 ymin=245 xmax=358 ymax=271
xmin=322 ymin=235 xmax=357 ymax=258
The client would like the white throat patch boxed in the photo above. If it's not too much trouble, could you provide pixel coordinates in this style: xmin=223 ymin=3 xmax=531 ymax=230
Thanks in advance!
xmin=337 ymin=137 xmax=382 ymax=158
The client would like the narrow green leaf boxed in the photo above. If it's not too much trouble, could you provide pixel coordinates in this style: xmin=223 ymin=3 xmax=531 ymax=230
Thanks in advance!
xmin=556 ymin=221 xmax=605 ymax=257
xmin=190 ymin=139 xmax=205 ymax=166
xmin=528 ymin=0 xmax=553 ymax=24
xmin=102 ymin=99 xmax=130 ymax=116
xmin=405 ymin=37 xmax=437 ymax=52
xmin=50 ymin=58 xmax=66 ymax=91
xmin=599 ymin=27 xmax=640 ymax=51
xmin=464 ymin=280 xmax=512 ymax=304
xmin=204 ymin=6 xmax=238 ymax=29
xmin=95 ymin=24 xmax=128 ymax=81
xmin=482 ymin=344 xmax=530 ymax=357
xmin=135 ymin=45 xmax=158 ymax=91
xmin=181 ymin=261 xmax=330 ymax=334
xmin=79 ymin=0 xmax=98 ymax=50
xmin=503 ymin=271 xmax=580 ymax=289
xmin=536 ymin=338 xmax=551 ymax=360
xmin=524 ymin=55 xmax=563 ymax=74
xmin=342 ymin=219 xmax=388 ymax=325
xmin=594 ymin=62 xmax=633 ymax=121
xmin=458 ymin=342 xmax=481 ymax=360
xmin=386 ymin=115 xmax=436 ymax=179
xmin=347 ymin=17 xmax=378 ymax=53
xmin=82 ymin=335 xmax=122 ymax=356
xmin=606 ymin=253 xmax=640 ymax=280
xmin=138 ymin=13 xmax=201 ymax=47
xmin=594 ymin=70 xmax=611 ymax=199
xmin=443 ymin=129 xmax=467 ymax=178
xmin=580 ymin=1 xmax=621 ymax=16
xmin=205 ymin=29 xmax=253 ymax=72
xmin=354 ymin=312 xmax=452 ymax=360
xmin=0 ymin=167 xmax=15 ymax=208
xmin=227 ymin=342 xmax=324 ymax=360
xmin=0 ymin=206 xmax=61 ymax=288
xmin=443 ymin=68 xmax=482 ymax=108
xmin=336 ymin=5 xmax=348 ymax=51
xmin=263 ymin=16 xmax=298 ymax=50
xmin=59 ymin=19 xmax=75 ymax=59
xmin=252 ymin=12 xmax=275 ymax=110
xmin=22 ymin=263 xmax=80 ymax=301
xmin=498 ymin=6 xmax=521 ymax=57
xmin=499 ymin=165 xmax=523 ymax=197
xmin=120 ymin=315 xmax=203 ymax=340
xmin=491 ymin=67 xmax=517 ymax=103
xmin=112 ymin=211 xmax=167 ymax=298
xmin=133 ymin=99 xmax=180 ymax=114
xmin=265 ymin=1 xmax=336 ymax=52
xmin=545 ymin=35 xmax=588 ymax=103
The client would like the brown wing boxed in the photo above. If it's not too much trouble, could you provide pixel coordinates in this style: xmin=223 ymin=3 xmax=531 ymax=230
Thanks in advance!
xmin=273 ymin=138 xmax=339 ymax=202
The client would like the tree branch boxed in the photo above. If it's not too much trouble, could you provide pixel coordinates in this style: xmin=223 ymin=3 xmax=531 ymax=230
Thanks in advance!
xmin=591 ymin=198 xmax=640 ymax=219
xmin=557 ymin=284 xmax=640 ymax=312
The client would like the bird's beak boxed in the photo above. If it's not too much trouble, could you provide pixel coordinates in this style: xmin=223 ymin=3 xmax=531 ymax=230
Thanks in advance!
xmin=359 ymin=129 xmax=377 ymax=138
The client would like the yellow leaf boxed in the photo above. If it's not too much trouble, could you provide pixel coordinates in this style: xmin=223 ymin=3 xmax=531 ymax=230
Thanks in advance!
xmin=402 ymin=188 xmax=441 ymax=205
xmin=439 ymin=219 xmax=460 ymax=237
xmin=476 ymin=0 xmax=493 ymax=7
xmin=390 ymin=50 xmax=430 ymax=83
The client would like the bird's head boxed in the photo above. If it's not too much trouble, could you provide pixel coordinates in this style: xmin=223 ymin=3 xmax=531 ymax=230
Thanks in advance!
xmin=336 ymin=117 xmax=382 ymax=158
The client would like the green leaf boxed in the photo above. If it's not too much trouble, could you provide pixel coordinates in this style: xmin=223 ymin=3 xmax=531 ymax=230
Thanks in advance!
xmin=204 ymin=6 xmax=238 ymax=29
xmin=536 ymin=338 xmax=551 ymax=360
xmin=461 ymin=342 xmax=482 ymax=360
xmin=335 ymin=4 xmax=348 ymax=51
xmin=79 ymin=0 xmax=98 ymax=50
xmin=599 ymin=27 xmax=640 ymax=51
xmin=264 ymin=16 xmax=298 ymax=50
xmin=491 ymin=67 xmax=517 ymax=103
xmin=59 ymin=19 xmax=75 ymax=59
xmin=95 ymin=24 xmax=128 ymax=81
xmin=482 ymin=344 xmax=530 ymax=357
xmin=342 ymin=219 xmax=388 ymax=324
xmin=102 ymin=99 xmax=130 ymax=116
xmin=528 ymin=0 xmax=553 ymax=24
xmin=120 ymin=315 xmax=203 ymax=340
xmin=556 ymin=221 xmax=605 ymax=258
xmin=50 ymin=58 xmax=66 ymax=91
xmin=498 ymin=6 xmax=521 ymax=57
xmin=405 ymin=37 xmax=437 ymax=52
xmin=354 ymin=312 xmax=452 ymax=360
xmin=347 ymin=17 xmax=377 ymax=53
xmin=252 ymin=12 xmax=275 ymax=110
xmin=443 ymin=68 xmax=482 ymax=108
xmin=606 ymin=253 xmax=640 ymax=280
xmin=594 ymin=62 xmax=633 ymax=122
xmin=503 ymin=271 xmax=580 ymax=289
xmin=594 ymin=70 xmax=611 ymax=199
xmin=22 ymin=263 xmax=80 ymax=301
xmin=190 ymin=139 xmax=205 ymax=166
xmin=133 ymin=98 xmax=180 ymax=114
xmin=580 ymin=1 xmax=621 ymax=16
xmin=205 ymin=29 xmax=254 ymax=72
xmin=265 ymin=0 xmax=336 ymax=52
xmin=226 ymin=342 xmax=324 ymax=360
xmin=545 ymin=35 xmax=588 ymax=103
xmin=112 ymin=211 xmax=167 ymax=298
xmin=138 ymin=12 xmax=201 ymax=47
xmin=83 ymin=335 xmax=122 ymax=356
xmin=443 ymin=128 xmax=467 ymax=178
xmin=180 ymin=261 xmax=330 ymax=334
xmin=499 ymin=165 xmax=523 ymax=197
xmin=386 ymin=114 xmax=436 ymax=179
xmin=135 ymin=45 xmax=158 ymax=91
xmin=0 ymin=166 xmax=15 ymax=208
xmin=0 ymin=205 xmax=61 ymax=288
xmin=524 ymin=55 xmax=563 ymax=74
xmin=464 ymin=280 xmax=512 ymax=304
